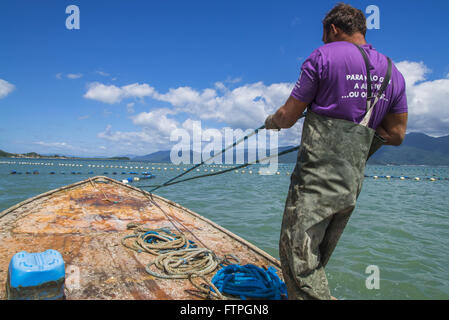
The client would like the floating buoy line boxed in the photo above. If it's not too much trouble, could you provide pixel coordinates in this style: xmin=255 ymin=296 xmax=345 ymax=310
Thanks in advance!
xmin=1 ymin=161 xmax=448 ymax=182
xmin=363 ymin=175 xmax=446 ymax=181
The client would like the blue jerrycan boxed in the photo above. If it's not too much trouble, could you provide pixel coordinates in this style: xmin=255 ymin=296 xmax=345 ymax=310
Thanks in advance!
xmin=6 ymin=250 xmax=65 ymax=300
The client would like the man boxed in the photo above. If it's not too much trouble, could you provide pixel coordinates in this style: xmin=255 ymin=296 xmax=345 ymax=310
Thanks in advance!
xmin=265 ymin=3 xmax=408 ymax=300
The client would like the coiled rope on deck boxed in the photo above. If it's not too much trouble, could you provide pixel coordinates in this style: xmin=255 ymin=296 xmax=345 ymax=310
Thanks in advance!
xmin=121 ymin=222 xmax=224 ymax=280
xmin=121 ymin=221 xmax=285 ymax=299
xmin=187 ymin=274 xmax=226 ymax=300
xmin=145 ymin=248 xmax=220 ymax=280
xmin=121 ymin=224 xmax=189 ymax=255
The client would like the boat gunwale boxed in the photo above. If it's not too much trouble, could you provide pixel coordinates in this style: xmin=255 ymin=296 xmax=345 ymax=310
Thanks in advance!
xmin=0 ymin=176 xmax=281 ymax=268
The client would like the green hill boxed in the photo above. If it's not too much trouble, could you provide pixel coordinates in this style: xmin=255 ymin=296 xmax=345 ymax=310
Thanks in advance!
xmin=368 ymin=133 xmax=449 ymax=165
xmin=0 ymin=150 xmax=14 ymax=157
xmin=0 ymin=150 xmax=129 ymax=161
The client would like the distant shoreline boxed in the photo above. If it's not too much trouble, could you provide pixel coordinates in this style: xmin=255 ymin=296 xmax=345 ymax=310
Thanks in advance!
xmin=4 ymin=156 xmax=131 ymax=161
xmin=0 ymin=150 xmax=129 ymax=161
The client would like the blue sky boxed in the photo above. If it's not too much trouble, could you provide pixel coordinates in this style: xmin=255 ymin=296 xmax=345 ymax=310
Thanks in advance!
xmin=1 ymin=0 xmax=449 ymax=157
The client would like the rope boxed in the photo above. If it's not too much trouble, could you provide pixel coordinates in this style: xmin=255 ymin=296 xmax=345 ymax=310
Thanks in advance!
xmin=143 ymin=192 xmax=212 ymax=251
xmin=211 ymin=264 xmax=288 ymax=300
xmin=185 ymin=254 xmax=242 ymax=300
xmin=145 ymin=248 xmax=220 ymax=279
xmin=88 ymin=177 xmax=119 ymax=204
xmin=146 ymin=114 xmax=305 ymax=192
xmin=139 ymin=145 xmax=300 ymax=190
xmin=121 ymin=222 xmax=223 ymax=281
xmin=121 ymin=225 xmax=286 ymax=300
xmin=121 ymin=225 xmax=190 ymax=255
xmin=188 ymin=273 xmax=225 ymax=300
xmin=148 ymin=125 xmax=266 ymax=193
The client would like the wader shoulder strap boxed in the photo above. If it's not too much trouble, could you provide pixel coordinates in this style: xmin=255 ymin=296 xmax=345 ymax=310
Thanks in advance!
xmin=354 ymin=44 xmax=392 ymax=127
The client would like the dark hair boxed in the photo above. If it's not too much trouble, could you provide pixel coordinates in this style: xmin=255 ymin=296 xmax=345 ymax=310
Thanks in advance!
xmin=323 ymin=3 xmax=367 ymax=36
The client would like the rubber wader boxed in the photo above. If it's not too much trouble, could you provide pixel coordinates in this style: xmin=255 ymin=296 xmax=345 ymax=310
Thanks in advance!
xmin=279 ymin=45 xmax=392 ymax=300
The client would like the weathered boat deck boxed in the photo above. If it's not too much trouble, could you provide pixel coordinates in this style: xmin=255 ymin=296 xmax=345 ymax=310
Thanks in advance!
xmin=0 ymin=176 xmax=282 ymax=300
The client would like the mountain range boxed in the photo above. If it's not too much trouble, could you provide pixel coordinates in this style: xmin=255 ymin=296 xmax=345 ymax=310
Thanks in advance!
xmin=368 ymin=132 xmax=449 ymax=165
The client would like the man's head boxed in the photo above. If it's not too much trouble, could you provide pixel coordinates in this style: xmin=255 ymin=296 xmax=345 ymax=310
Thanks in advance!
xmin=322 ymin=3 xmax=367 ymax=44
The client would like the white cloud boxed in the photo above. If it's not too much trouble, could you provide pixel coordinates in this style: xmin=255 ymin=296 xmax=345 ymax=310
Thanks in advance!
xmin=34 ymin=141 xmax=73 ymax=149
xmin=84 ymin=83 xmax=124 ymax=104
xmin=396 ymin=61 xmax=449 ymax=136
xmin=56 ymin=73 xmax=83 ymax=80
xmin=98 ymin=125 xmax=154 ymax=145
xmin=85 ymin=80 xmax=292 ymax=129
xmin=95 ymin=70 xmax=110 ymax=77
xmin=132 ymin=108 xmax=179 ymax=136
xmin=84 ymin=82 xmax=155 ymax=104
xmin=151 ymin=81 xmax=293 ymax=129
xmin=153 ymin=86 xmax=210 ymax=107
xmin=122 ymin=83 xmax=155 ymax=99
xmin=98 ymin=110 xmax=194 ymax=154
xmin=126 ymin=102 xmax=135 ymax=113
xmin=214 ymin=82 xmax=227 ymax=91
xmin=224 ymin=76 xmax=243 ymax=84
xmin=395 ymin=61 xmax=429 ymax=88
xmin=0 ymin=79 xmax=15 ymax=99
xmin=94 ymin=80 xmax=297 ymax=152
xmin=66 ymin=73 xmax=83 ymax=79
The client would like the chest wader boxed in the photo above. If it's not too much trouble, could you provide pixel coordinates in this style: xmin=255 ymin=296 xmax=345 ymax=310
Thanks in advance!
xmin=279 ymin=45 xmax=392 ymax=300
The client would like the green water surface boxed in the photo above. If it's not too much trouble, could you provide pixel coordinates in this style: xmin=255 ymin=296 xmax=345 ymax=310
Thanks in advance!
xmin=1 ymin=158 xmax=448 ymax=300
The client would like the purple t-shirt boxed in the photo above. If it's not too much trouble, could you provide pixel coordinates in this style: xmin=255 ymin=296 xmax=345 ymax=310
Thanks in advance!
xmin=291 ymin=41 xmax=407 ymax=129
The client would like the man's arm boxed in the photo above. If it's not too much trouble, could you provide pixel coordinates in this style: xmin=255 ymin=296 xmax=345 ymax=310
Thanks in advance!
xmin=266 ymin=96 xmax=309 ymax=129
xmin=375 ymin=112 xmax=408 ymax=146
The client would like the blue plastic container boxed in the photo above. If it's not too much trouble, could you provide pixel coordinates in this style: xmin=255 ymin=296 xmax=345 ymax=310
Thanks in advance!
xmin=7 ymin=250 xmax=65 ymax=300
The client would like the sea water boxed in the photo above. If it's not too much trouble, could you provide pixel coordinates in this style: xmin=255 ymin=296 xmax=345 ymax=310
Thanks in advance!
xmin=0 ymin=158 xmax=448 ymax=300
